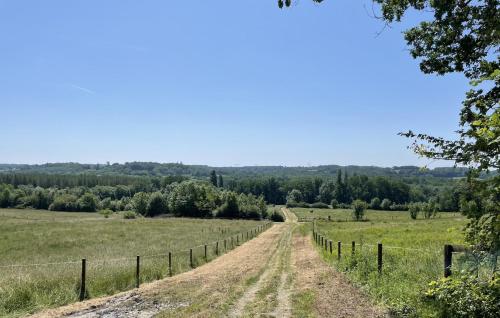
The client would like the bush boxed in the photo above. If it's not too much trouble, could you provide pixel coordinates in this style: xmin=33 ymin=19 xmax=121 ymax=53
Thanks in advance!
xmin=330 ymin=199 xmax=339 ymax=209
xmin=425 ymin=275 xmax=499 ymax=318
xmin=49 ymin=194 xmax=79 ymax=212
xmin=310 ymin=202 xmax=329 ymax=209
xmin=217 ymin=192 xmax=239 ymax=218
xmin=78 ymin=193 xmax=98 ymax=212
xmin=370 ymin=197 xmax=381 ymax=210
xmin=132 ymin=192 xmax=149 ymax=216
xmin=167 ymin=181 xmax=215 ymax=218
xmin=352 ymin=200 xmax=367 ymax=221
xmin=408 ymin=203 xmax=420 ymax=219
xmin=146 ymin=192 xmax=168 ymax=217
xmin=99 ymin=209 xmax=113 ymax=218
xmin=422 ymin=202 xmax=438 ymax=219
xmin=123 ymin=211 xmax=137 ymax=219
xmin=269 ymin=210 xmax=285 ymax=222
xmin=0 ymin=188 xmax=11 ymax=208
xmin=238 ymin=193 xmax=267 ymax=219
xmin=380 ymin=198 xmax=392 ymax=210
xmin=465 ymin=213 xmax=499 ymax=252
xmin=286 ymin=189 xmax=303 ymax=205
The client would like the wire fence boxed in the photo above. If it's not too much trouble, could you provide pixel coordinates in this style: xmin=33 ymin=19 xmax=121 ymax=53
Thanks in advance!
xmin=312 ymin=227 xmax=498 ymax=281
xmin=0 ymin=221 xmax=273 ymax=306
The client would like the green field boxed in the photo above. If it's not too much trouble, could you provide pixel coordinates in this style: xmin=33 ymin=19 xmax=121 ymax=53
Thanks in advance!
xmin=292 ymin=207 xmax=463 ymax=222
xmin=292 ymin=208 xmax=468 ymax=317
xmin=0 ymin=209 xmax=267 ymax=317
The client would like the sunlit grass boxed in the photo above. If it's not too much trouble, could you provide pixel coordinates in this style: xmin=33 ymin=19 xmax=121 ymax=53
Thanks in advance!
xmin=294 ymin=208 xmax=467 ymax=317
xmin=0 ymin=209 xmax=266 ymax=317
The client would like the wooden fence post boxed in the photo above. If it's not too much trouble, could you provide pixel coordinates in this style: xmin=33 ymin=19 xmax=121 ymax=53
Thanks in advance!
xmin=444 ymin=244 xmax=453 ymax=278
xmin=136 ymin=256 xmax=140 ymax=288
xmin=352 ymin=241 xmax=355 ymax=256
xmin=377 ymin=243 xmax=383 ymax=274
xmin=329 ymin=240 xmax=333 ymax=254
xmin=204 ymin=244 xmax=208 ymax=261
xmin=338 ymin=241 xmax=342 ymax=260
xmin=224 ymin=239 xmax=226 ymax=251
xmin=325 ymin=239 xmax=328 ymax=252
xmin=168 ymin=252 xmax=172 ymax=277
xmin=79 ymin=258 xmax=86 ymax=301
xmin=216 ymin=241 xmax=219 ymax=256
xmin=190 ymin=249 xmax=193 ymax=268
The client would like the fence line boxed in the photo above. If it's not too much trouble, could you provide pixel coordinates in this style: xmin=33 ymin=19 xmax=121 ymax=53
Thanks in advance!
xmin=0 ymin=222 xmax=273 ymax=269
xmin=312 ymin=227 xmax=493 ymax=278
xmin=0 ymin=260 xmax=82 ymax=268
xmin=361 ymin=243 xmax=431 ymax=253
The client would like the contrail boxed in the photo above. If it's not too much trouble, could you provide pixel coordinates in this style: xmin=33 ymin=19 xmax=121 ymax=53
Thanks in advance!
xmin=69 ymin=84 xmax=96 ymax=95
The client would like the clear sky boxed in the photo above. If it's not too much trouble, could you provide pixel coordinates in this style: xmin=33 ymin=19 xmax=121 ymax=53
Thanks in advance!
xmin=0 ymin=0 xmax=468 ymax=167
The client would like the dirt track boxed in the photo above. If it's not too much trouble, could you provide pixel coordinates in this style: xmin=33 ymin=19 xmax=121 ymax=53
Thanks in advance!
xmin=32 ymin=209 xmax=385 ymax=318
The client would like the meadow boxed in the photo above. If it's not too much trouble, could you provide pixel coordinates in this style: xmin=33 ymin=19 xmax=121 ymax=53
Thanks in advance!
xmin=0 ymin=209 xmax=266 ymax=317
xmin=292 ymin=208 xmax=468 ymax=317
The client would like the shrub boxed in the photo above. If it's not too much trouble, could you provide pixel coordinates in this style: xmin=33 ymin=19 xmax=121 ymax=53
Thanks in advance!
xmin=132 ymin=192 xmax=149 ymax=216
xmin=465 ymin=213 xmax=499 ymax=252
xmin=330 ymin=199 xmax=339 ymax=209
xmin=422 ymin=201 xmax=438 ymax=219
xmin=408 ymin=202 xmax=420 ymax=219
xmin=269 ymin=210 xmax=285 ymax=222
xmin=238 ymin=193 xmax=266 ymax=219
xmin=49 ymin=194 xmax=78 ymax=212
xmin=310 ymin=202 xmax=329 ymax=209
xmin=99 ymin=209 xmax=113 ymax=218
xmin=286 ymin=189 xmax=303 ymax=205
xmin=123 ymin=211 xmax=137 ymax=219
xmin=380 ymin=198 xmax=392 ymax=210
xmin=217 ymin=192 xmax=240 ymax=218
xmin=370 ymin=197 xmax=381 ymax=210
xmin=167 ymin=181 xmax=215 ymax=218
xmin=352 ymin=200 xmax=367 ymax=221
xmin=425 ymin=275 xmax=499 ymax=318
xmin=100 ymin=197 xmax=112 ymax=210
xmin=146 ymin=192 xmax=168 ymax=217
xmin=78 ymin=193 xmax=98 ymax=212
xmin=0 ymin=188 xmax=11 ymax=208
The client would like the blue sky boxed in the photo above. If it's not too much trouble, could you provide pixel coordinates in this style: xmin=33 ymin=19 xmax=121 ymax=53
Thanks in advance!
xmin=0 ymin=0 xmax=468 ymax=167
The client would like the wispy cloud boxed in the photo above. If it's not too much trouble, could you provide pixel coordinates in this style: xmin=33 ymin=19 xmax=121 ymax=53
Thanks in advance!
xmin=69 ymin=84 xmax=96 ymax=95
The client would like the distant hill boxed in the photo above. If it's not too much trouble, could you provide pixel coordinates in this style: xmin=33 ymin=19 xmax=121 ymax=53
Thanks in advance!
xmin=0 ymin=162 xmax=477 ymax=179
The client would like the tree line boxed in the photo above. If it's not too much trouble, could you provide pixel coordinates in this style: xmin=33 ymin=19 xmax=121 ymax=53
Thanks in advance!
xmin=0 ymin=175 xmax=279 ymax=221
xmin=0 ymin=162 xmax=477 ymax=179
xmin=0 ymin=172 xmax=187 ymax=189
xmin=226 ymin=170 xmax=470 ymax=212
xmin=0 ymin=169 xmax=490 ymax=216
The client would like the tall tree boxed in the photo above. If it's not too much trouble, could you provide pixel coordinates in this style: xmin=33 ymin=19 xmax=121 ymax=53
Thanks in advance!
xmin=217 ymin=174 xmax=224 ymax=188
xmin=209 ymin=170 xmax=218 ymax=187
